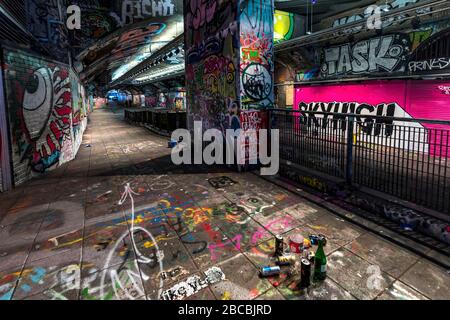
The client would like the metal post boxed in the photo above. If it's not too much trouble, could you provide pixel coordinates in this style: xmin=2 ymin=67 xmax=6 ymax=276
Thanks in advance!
xmin=346 ymin=115 xmax=355 ymax=185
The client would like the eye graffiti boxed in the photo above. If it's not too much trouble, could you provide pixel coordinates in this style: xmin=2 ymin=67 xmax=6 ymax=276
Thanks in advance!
xmin=20 ymin=66 xmax=72 ymax=173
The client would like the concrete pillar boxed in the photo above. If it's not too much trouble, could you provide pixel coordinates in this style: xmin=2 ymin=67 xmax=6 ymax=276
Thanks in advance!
xmin=184 ymin=0 xmax=274 ymax=131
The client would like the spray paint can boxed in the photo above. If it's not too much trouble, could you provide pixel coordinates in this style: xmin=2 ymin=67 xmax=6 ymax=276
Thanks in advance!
xmin=274 ymin=235 xmax=284 ymax=256
xmin=260 ymin=266 xmax=281 ymax=277
xmin=299 ymin=258 xmax=311 ymax=288
xmin=309 ymin=234 xmax=327 ymax=246
xmin=309 ymin=234 xmax=320 ymax=245
xmin=276 ymin=254 xmax=297 ymax=266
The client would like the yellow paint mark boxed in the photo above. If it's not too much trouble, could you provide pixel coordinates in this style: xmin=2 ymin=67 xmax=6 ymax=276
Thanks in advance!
xmin=134 ymin=215 xmax=144 ymax=224
xmin=143 ymin=234 xmax=174 ymax=249
xmin=307 ymin=224 xmax=326 ymax=230
xmin=222 ymin=291 xmax=232 ymax=300
xmin=158 ymin=200 xmax=171 ymax=208
xmin=143 ymin=241 xmax=154 ymax=248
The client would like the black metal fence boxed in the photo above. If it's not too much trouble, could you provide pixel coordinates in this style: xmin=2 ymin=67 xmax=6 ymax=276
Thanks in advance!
xmin=269 ymin=109 xmax=450 ymax=214
xmin=124 ymin=108 xmax=187 ymax=134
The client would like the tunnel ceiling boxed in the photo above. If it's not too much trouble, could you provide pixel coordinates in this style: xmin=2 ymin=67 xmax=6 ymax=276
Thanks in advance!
xmin=75 ymin=0 xmax=376 ymax=87
xmin=3 ymin=0 xmax=436 ymax=89
xmin=68 ymin=0 xmax=436 ymax=88
xmin=66 ymin=0 xmax=184 ymax=85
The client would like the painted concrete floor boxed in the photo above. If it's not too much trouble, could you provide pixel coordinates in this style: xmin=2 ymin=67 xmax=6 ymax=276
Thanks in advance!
xmin=0 ymin=109 xmax=449 ymax=300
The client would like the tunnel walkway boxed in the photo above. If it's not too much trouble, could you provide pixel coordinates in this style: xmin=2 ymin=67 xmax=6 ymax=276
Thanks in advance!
xmin=0 ymin=108 xmax=448 ymax=300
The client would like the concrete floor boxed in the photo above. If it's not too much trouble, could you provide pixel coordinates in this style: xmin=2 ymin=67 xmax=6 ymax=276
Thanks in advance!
xmin=0 ymin=109 xmax=449 ymax=300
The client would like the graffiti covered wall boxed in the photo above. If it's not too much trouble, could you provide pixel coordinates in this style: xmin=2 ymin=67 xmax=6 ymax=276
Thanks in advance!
xmin=2 ymin=48 xmax=89 ymax=186
xmin=184 ymin=0 xmax=274 ymax=131
xmin=274 ymin=10 xmax=304 ymax=44
xmin=294 ymin=79 xmax=450 ymax=156
xmin=184 ymin=0 xmax=240 ymax=131
xmin=240 ymin=0 xmax=274 ymax=109
xmin=292 ymin=17 xmax=450 ymax=81
xmin=70 ymin=71 xmax=90 ymax=161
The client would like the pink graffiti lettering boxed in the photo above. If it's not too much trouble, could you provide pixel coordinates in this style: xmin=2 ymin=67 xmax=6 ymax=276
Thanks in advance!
xmin=208 ymin=235 xmax=242 ymax=261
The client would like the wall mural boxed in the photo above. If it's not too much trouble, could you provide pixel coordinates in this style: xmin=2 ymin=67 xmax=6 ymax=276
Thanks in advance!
xmin=320 ymin=34 xmax=410 ymax=78
xmin=184 ymin=0 xmax=240 ymax=132
xmin=185 ymin=0 xmax=275 ymax=133
xmin=274 ymin=10 xmax=304 ymax=44
xmin=240 ymin=0 xmax=274 ymax=109
xmin=3 ymin=49 xmax=90 ymax=186
xmin=110 ymin=21 xmax=171 ymax=80
xmin=299 ymin=20 xmax=450 ymax=81
xmin=293 ymin=80 xmax=450 ymax=157
xmin=70 ymin=72 xmax=89 ymax=159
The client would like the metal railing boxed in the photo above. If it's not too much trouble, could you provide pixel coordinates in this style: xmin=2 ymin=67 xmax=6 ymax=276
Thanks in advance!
xmin=124 ymin=108 xmax=187 ymax=134
xmin=269 ymin=109 xmax=450 ymax=214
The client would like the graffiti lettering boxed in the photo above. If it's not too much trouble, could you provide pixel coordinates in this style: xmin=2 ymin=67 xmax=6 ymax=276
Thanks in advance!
xmin=122 ymin=0 xmax=175 ymax=25
xmin=409 ymin=57 xmax=450 ymax=72
xmin=299 ymin=101 xmax=406 ymax=136
xmin=321 ymin=35 xmax=409 ymax=77
xmin=438 ymin=85 xmax=450 ymax=95
xmin=161 ymin=267 xmax=225 ymax=300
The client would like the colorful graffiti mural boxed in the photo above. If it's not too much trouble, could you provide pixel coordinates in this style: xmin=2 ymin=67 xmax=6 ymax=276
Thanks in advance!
xmin=184 ymin=0 xmax=240 ymax=131
xmin=240 ymin=0 xmax=274 ymax=109
xmin=185 ymin=0 xmax=274 ymax=132
xmin=2 ymin=48 xmax=89 ymax=185
xmin=274 ymin=10 xmax=304 ymax=44
xmin=294 ymin=79 xmax=450 ymax=156
xmin=274 ymin=10 xmax=295 ymax=44
xmin=292 ymin=18 xmax=450 ymax=81
xmin=145 ymin=96 xmax=158 ymax=108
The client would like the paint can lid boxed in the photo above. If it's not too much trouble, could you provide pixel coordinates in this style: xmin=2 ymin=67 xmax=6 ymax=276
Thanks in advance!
xmin=289 ymin=234 xmax=304 ymax=244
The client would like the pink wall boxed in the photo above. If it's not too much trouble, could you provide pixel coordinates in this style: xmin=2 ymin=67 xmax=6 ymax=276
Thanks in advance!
xmin=294 ymin=80 xmax=450 ymax=157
